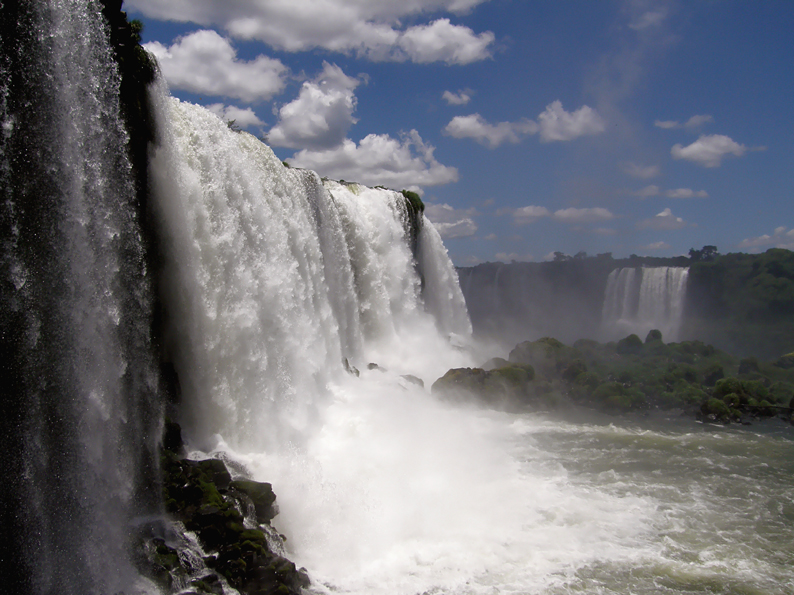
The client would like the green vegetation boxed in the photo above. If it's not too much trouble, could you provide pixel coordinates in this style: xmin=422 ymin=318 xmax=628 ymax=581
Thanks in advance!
xmin=400 ymin=189 xmax=425 ymax=213
xmin=434 ymin=332 xmax=794 ymax=423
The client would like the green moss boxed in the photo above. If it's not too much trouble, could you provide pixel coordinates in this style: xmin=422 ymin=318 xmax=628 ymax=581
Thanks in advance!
xmin=400 ymin=189 xmax=425 ymax=213
xmin=616 ymin=334 xmax=643 ymax=355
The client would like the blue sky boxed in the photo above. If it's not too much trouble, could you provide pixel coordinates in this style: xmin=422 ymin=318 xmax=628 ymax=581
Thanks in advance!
xmin=126 ymin=0 xmax=794 ymax=266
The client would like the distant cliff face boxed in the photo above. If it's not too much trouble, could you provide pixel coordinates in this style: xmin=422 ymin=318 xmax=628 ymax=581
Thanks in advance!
xmin=458 ymin=249 xmax=794 ymax=360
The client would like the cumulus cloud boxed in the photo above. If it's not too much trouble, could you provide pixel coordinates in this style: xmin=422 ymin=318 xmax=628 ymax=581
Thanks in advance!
xmin=738 ymin=226 xmax=794 ymax=252
xmin=634 ymin=185 xmax=660 ymax=198
xmin=444 ymin=101 xmax=605 ymax=148
xmin=552 ymin=207 xmax=615 ymax=223
xmin=442 ymin=89 xmax=472 ymax=105
xmin=654 ymin=114 xmax=713 ymax=130
xmin=671 ymin=134 xmax=747 ymax=167
xmin=622 ymin=162 xmax=660 ymax=179
xmin=665 ymin=188 xmax=708 ymax=199
xmin=444 ymin=114 xmax=537 ymax=148
xmin=424 ymin=203 xmax=478 ymax=238
xmin=267 ymin=62 xmax=361 ymax=150
xmin=397 ymin=19 xmax=494 ymax=64
xmin=144 ymin=30 xmax=288 ymax=101
xmin=537 ymin=101 xmax=606 ymax=142
xmin=129 ymin=0 xmax=495 ymax=64
xmin=206 ymin=104 xmax=264 ymax=128
xmin=642 ymin=241 xmax=671 ymax=251
xmin=511 ymin=205 xmax=551 ymax=224
xmin=288 ymin=130 xmax=458 ymax=189
xmin=637 ymin=207 xmax=688 ymax=230
xmin=502 ymin=205 xmax=614 ymax=225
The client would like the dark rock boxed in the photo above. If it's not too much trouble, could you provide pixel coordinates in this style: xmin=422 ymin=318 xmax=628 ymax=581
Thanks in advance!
xmin=343 ymin=357 xmax=360 ymax=377
xmin=401 ymin=374 xmax=424 ymax=388
xmin=229 ymin=480 xmax=278 ymax=524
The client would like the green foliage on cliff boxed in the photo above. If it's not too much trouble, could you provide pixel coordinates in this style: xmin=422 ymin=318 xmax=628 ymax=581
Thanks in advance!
xmin=437 ymin=332 xmax=794 ymax=422
xmin=401 ymin=189 xmax=425 ymax=213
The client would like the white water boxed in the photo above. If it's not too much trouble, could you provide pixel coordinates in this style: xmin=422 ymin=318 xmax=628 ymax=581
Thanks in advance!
xmin=1 ymin=1 xmax=161 ymax=593
xmin=602 ymin=267 xmax=688 ymax=342
xmin=147 ymin=95 xmax=794 ymax=595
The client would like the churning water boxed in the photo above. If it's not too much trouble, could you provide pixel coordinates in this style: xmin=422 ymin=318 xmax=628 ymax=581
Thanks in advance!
xmin=148 ymin=91 xmax=794 ymax=595
xmin=4 ymin=3 xmax=792 ymax=592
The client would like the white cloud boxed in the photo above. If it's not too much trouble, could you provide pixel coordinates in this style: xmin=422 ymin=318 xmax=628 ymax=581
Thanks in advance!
xmin=267 ymin=62 xmax=361 ymax=150
xmin=738 ymin=226 xmax=794 ymax=252
xmin=444 ymin=114 xmax=537 ymax=148
xmin=144 ymin=30 xmax=288 ymax=102
xmin=537 ymin=101 xmax=606 ymax=142
xmin=551 ymin=207 xmax=615 ymax=223
xmin=503 ymin=205 xmax=614 ymax=225
xmin=637 ymin=207 xmax=688 ymax=230
xmin=397 ymin=19 xmax=495 ymax=64
xmin=634 ymin=185 xmax=660 ymax=197
xmin=642 ymin=241 xmax=671 ymax=251
xmin=206 ymin=104 xmax=264 ymax=128
xmin=129 ymin=0 xmax=494 ymax=64
xmin=654 ymin=114 xmax=713 ymax=130
xmin=288 ymin=130 xmax=458 ymax=189
xmin=665 ymin=188 xmax=708 ymax=199
xmin=622 ymin=162 xmax=660 ymax=179
xmin=483 ymin=233 xmax=497 ymax=240
xmin=444 ymin=100 xmax=605 ymax=148
xmin=684 ymin=114 xmax=714 ymax=128
xmin=509 ymin=205 xmax=551 ymax=224
xmin=442 ymin=89 xmax=472 ymax=105
xmin=424 ymin=203 xmax=478 ymax=238
xmin=671 ymin=134 xmax=747 ymax=167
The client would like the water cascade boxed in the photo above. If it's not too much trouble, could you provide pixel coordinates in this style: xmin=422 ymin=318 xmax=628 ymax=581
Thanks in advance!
xmin=1 ymin=1 xmax=161 ymax=593
xmin=601 ymin=266 xmax=689 ymax=341
xmin=5 ymin=5 xmax=794 ymax=594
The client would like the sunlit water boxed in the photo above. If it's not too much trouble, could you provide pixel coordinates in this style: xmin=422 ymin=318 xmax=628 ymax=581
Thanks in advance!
xmin=149 ymin=88 xmax=794 ymax=595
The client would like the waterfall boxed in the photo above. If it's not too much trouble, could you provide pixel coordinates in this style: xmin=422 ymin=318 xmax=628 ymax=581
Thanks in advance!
xmin=1 ymin=1 xmax=161 ymax=593
xmin=149 ymin=93 xmax=473 ymax=454
xmin=601 ymin=266 xmax=689 ymax=341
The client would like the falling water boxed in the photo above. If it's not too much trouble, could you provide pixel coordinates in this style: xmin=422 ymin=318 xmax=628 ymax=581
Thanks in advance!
xmin=1 ymin=1 xmax=160 ymax=593
xmin=601 ymin=266 xmax=689 ymax=341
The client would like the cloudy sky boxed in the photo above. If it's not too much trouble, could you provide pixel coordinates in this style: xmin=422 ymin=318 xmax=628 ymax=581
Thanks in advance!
xmin=127 ymin=0 xmax=794 ymax=265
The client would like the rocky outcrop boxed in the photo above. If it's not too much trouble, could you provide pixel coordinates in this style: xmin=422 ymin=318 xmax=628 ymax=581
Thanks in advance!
xmin=138 ymin=421 xmax=310 ymax=595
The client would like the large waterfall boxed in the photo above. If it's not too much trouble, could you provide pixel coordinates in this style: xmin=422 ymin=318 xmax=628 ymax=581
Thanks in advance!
xmin=1 ymin=1 xmax=160 ymax=593
xmin=5 ymin=4 xmax=794 ymax=595
xmin=601 ymin=266 xmax=689 ymax=341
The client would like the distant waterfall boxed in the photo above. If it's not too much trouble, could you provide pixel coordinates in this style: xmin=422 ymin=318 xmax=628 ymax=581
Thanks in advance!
xmin=601 ymin=266 xmax=689 ymax=341
xmin=1 ymin=1 xmax=161 ymax=593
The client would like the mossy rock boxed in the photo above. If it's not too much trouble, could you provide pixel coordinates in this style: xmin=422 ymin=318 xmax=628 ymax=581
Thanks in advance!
xmin=644 ymin=329 xmax=663 ymax=343
xmin=616 ymin=334 xmax=643 ymax=355
xmin=481 ymin=357 xmax=510 ymax=371
xmin=701 ymin=397 xmax=732 ymax=422
xmin=229 ymin=480 xmax=278 ymax=524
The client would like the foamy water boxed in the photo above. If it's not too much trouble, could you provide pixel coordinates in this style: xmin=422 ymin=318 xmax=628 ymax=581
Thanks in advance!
xmin=150 ymin=92 xmax=794 ymax=595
